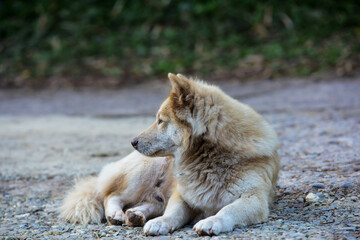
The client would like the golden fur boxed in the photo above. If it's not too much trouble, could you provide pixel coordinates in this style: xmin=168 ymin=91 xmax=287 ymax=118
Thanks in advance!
xmin=133 ymin=73 xmax=280 ymax=235
xmin=59 ymin=151 xmax=174 ymax=226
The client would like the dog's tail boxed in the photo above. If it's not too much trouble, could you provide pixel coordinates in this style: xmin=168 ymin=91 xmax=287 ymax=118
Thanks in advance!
xmin=59 ymin=177 xmax=104 ymax=224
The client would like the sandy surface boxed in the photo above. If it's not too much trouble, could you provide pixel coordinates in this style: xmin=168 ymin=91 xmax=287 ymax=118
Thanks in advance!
xmin=1 ymin=78 xmax=359 ymax=239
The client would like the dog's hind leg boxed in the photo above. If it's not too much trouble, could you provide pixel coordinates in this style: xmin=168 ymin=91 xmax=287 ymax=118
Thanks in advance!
xmin=125 ymin=201 xmax=163 ymax=227
xmin=104 ymin=195 xmax=126 ymax=225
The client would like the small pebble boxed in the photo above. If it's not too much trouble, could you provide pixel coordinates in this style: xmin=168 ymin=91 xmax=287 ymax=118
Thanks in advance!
xmin=316 ymin=192 xmax=324 ymax=198
xmin=284 ymin=190 xmax=291 ymax=195
xmin=312 ymin=183 xmax=325 ymax=189
xmin=343 ymin=183 xmax=354 ymax=188
xmin=305 ymin=193 xmax=319 ymax=202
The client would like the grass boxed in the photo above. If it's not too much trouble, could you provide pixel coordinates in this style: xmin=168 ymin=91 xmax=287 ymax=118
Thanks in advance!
xmin=1 ymin=0 xmax=360 ymax=87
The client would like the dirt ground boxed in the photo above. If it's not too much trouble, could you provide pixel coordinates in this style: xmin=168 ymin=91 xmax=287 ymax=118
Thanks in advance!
xmin=0 ymin=78 xmax=359 ymax=239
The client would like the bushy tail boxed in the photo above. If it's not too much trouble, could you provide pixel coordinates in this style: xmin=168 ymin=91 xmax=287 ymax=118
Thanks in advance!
xmin=59 ymin=177 xmax=104 ymax=224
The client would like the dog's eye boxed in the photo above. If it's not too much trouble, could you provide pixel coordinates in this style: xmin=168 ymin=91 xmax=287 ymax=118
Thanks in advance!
xmin=157 ymin=119 xmax=163 ymax=125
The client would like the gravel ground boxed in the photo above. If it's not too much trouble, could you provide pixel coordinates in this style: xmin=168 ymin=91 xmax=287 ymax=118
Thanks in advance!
xmin=1 ymin=78 xmax=359 ymax=239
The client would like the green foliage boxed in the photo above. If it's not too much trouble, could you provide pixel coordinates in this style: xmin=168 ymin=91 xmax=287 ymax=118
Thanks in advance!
xmin=1 ymin=0 xmax=360 ymax=86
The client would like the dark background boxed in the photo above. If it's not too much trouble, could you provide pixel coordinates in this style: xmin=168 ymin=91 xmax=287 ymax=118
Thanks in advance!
xmin=1 ymin=0 xmax=360 ymax=88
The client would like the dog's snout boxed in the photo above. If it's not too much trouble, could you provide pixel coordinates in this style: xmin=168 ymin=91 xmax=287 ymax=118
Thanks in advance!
xmin=131 ymin=138 xmax=139 ymax=148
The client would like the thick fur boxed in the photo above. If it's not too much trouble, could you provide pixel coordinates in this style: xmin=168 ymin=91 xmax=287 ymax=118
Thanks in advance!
xmin=59 ymin=177 xmax=104 ymax=224
xmin=132 ymin=73 xmax=280 ymax=235
xmin=59 ymin=151 xmax=174 ymax=226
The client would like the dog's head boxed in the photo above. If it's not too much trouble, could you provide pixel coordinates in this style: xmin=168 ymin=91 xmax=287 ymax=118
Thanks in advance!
xmin=132 ymin=73 xmax=216 ymax=157
xmin=132 ymin=73 xmax=279 ymax=159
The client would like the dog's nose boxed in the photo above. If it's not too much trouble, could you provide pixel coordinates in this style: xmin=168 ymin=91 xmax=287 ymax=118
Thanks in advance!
xmin=131 ymin=138 xmax=139 ymax=148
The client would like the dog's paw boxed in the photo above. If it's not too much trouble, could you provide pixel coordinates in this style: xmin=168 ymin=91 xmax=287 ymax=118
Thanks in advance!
xmin=143 ymin=217 xmax=174 ymax=235
xmin=193 ymin=216 xmax=224 ymax=236
xmin=106 ymin=210 xmax=125 ymax=225
xmin=125 ymin=209 xmax=146 ymax=227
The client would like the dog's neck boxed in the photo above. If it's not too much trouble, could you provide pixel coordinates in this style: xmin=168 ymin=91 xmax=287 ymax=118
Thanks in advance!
xmin=172 ymin=136 xmax=238 ymax=175
xmin=173 ymin=147 xmax=185 ymax=170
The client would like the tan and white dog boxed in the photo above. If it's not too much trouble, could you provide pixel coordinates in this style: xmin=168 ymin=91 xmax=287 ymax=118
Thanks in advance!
xmin=59 ymin=151 xmax=174 ymax=226
xmin=132 ymin=73 xmax=280 ymax=235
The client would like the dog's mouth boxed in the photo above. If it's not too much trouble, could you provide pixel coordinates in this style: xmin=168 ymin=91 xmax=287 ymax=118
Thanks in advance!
xmin=132 ymin=139 xmax=152 ymax=154
xmin=145 ymin=148 xmax=172 ymax=158
xmin=145 ymin=149 xmax=163 ymax=157
xmin=134 ymin=144 xmax=160 ymax=157
xmin=132 ymin=138 xmax=174 ymax=157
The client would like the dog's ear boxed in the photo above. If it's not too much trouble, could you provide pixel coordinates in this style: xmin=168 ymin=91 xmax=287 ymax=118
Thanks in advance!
xmin=168 ymin=73 xmax=191 ymax=96
xmin=168 ymin=73 xmax=194 ymax=122
xmin=168 ymin=73 xmax=194 ymax=104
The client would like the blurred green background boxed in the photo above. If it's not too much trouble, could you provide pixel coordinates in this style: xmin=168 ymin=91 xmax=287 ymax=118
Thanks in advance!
xmin=1 ymin=0 xmax=360 ymax=87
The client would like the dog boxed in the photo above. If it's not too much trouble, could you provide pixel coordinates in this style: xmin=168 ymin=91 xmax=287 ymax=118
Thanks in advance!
xmin=59 ymin=151 xmax=174 ymax=226
xmin=132 ymin=73 xmax=280 ymax=235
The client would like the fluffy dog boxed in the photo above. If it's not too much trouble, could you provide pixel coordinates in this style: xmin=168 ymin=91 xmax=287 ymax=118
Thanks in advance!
xmin=132 ymin=73 xmax=280 ymax=235
xmin=59 ymin=151 xmax=174 ymax=226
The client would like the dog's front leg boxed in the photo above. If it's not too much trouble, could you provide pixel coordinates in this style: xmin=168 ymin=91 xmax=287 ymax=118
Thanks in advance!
xmin=143 ymin=189 xmax=192 ymax=235
xmin=193 ymin=192 xmax=269 ymax=235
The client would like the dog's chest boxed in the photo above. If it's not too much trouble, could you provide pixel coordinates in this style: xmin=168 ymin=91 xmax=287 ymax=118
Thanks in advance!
xmin=176 ymin=169 xmax=237 ymax=213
